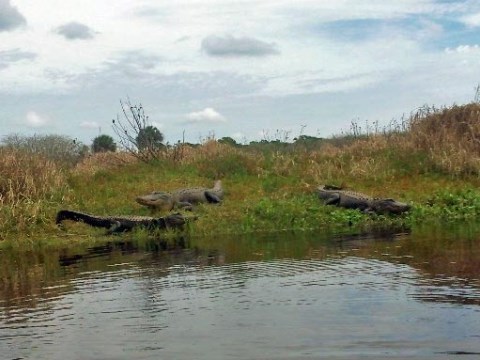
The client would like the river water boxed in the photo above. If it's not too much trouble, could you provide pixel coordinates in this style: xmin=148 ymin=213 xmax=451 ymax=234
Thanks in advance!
xmin=1 ymin=226 xmax=479 ymax=360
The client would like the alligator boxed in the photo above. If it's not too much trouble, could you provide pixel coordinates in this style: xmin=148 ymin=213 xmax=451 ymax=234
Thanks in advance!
xmin=136 ymin=180 xmax=224 ymax=211
xmin=317 ymin=185 xmax=410 ymax=215
xmin=56 ymin=210 xmax=193 ymax=234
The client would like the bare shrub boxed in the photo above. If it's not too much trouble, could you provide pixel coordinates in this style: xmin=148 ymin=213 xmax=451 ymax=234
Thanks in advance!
xmin=112 ymin=99 xmax=165 ymax=162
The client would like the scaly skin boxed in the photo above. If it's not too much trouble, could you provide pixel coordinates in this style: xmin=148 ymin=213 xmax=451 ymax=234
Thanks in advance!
xmin=317 ymin=185 xmax=410 ymax=215
xmin=136 ymin=180 xmax=224 ymax=210
xmin=56 ymin=210 xmax=192 ymax=234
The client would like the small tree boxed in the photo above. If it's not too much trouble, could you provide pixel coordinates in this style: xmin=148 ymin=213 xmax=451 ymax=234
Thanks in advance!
xmin=218 ymin=136 xmax=238 ymax=147
xmin=92 ymin=134 xmax=117 ymax=153
xmin=112 ymin=99 xmax=165 ymax=162
xmin=136 ymin=125 xmax=164 ymax=151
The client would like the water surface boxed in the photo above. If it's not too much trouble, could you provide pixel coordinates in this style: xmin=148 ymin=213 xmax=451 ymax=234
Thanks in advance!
xmin=1 ymin=227 xmax=479 ymax=359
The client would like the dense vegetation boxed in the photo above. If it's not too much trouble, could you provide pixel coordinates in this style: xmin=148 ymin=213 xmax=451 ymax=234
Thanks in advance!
xmin=3 ymin=103 xmax=480 ymax=246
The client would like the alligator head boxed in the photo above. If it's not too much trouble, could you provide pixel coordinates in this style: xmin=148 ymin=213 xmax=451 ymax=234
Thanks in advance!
xmin=370 ymin=198 xmax=411 ymax=215
xmin=135 ymin=191 xmax=175 ymax=211
xmin=162 ymin=212 xmax=197 ymax=228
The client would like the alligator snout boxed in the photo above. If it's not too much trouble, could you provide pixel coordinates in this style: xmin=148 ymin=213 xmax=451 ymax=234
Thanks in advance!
xmin=136 ymin=192 xmax=175 ymax=211
xmin=373 ymin=199 xmax=411 ymax=214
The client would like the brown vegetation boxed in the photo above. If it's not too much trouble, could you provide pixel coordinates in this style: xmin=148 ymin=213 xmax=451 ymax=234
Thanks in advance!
xmin=302 ymin=103 xmax=480 ymax=181
xmin=72 ymin=102 xmax=480 ymax=182
xmin=0 ymin=148 xmax=66 ymax=203
xmin=73 ymin=151 xmax=139 ymax=175
xmin=0 ymin=148 xmax=69 ymax=238
xmin=408 ymin=103 xmax=480 ymax=175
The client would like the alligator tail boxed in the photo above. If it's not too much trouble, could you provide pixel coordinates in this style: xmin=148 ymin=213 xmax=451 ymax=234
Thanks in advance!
xmin=213 ymin=180 xmax=222 ymax=191
xmin=56 ymin=210 xmax=112 ymax=229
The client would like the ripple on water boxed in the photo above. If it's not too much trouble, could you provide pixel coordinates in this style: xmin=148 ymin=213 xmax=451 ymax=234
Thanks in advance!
xmin=1 ymin=243 xmax=480 ymax=360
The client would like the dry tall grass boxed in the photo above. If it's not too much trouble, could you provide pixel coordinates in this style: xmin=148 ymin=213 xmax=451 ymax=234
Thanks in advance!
xmin=298 ymin=103 xmax=480 ymax=183
xmin=103 ymin=102 xmax=480 ymax=185
xmin=407 ymin=103 xmax=480 ymax=175
xmin=0 ymin=148 xmax=68 ymax=238
xmin=0 ymin=148 xmax=66 ymax=204
xmin=73 ymin=151 xmax=139 ymax=175
xmin=180 ymin=140 xmax=261 ymax=178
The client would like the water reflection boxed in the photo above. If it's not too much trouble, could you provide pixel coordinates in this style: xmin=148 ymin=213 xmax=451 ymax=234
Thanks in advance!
xmin=0 ymin=226 xmax=479 ymax=359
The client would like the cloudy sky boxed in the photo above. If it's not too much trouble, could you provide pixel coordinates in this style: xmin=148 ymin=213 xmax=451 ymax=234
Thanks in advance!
xmin=1 ymin=0 xmax=480 ymax=145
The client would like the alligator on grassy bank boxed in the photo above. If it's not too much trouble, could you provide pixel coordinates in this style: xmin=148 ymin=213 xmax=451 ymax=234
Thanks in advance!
xmin=317 ymin=185 xmax=411 ymax=215
xmin=136 ymin=180 xmax=224 ymax=211
xmin=56 ymin=210 xmax=193 ymax=234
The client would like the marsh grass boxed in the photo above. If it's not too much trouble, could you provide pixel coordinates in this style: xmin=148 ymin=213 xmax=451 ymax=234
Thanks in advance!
xmin=407 ymin=103 xmax=480 ymax=175
xmin=72 ymin=151 xmax=138 ymax=175
xmin=337 ymin=103 xmax=480 ymax=177
xmin=4 ymin=102 xmax=480 ymax=244
xmin=0 ymin=148 xmax=70 ymax=239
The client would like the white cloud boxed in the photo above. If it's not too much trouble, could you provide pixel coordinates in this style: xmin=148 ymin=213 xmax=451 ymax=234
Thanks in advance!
xmin=445 ymin=45 xmax=480 ymax=53
xmin=79 ymin=121 xmax=100 ymax=129
xmin=54 ymin=21 xmax=96 ymax=40
xmin=460 ymin=12 xmax=480 ymax=27
xmin=25 ymin=111 xmax=48 ymax=128
xmin=0 ymin=49 xmax=36 ymax=70
xmin=185 ymin=108 xmax=226 ymax=123
xmin=201 ymin=35 xmax=279 ymax=57
xmin=0 ymin=0 xmax=26 ymax=31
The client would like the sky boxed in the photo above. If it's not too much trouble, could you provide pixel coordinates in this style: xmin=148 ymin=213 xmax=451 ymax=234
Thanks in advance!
xmin=1 ymin=0 xmax=480 ymax=145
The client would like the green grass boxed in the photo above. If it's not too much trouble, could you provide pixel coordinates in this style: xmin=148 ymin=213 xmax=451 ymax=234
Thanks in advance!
xmin=4 ymin=157 xmax=480 ymax=251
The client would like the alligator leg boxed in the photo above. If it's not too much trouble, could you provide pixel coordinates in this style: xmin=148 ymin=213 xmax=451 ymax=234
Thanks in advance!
xmin=106 ymin=220 xmax=124 ymax=234
xmin=323 ymin=193 xmax=341 ymax=206
xmin=175 ymin=201 xmax=194 ymax=211
xmin=204 ymin=191 xmax=222 ymax=203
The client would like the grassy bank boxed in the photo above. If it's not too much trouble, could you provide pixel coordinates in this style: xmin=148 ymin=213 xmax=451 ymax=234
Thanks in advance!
xmin=3 ymin=103 xmax=480 ymax=246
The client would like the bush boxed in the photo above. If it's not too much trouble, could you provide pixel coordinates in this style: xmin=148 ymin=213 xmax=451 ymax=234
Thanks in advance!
xmin=92 ymin=134 xmax=117 ymax=153
xmin=1 ymin=133 xmax=87 ymax=167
